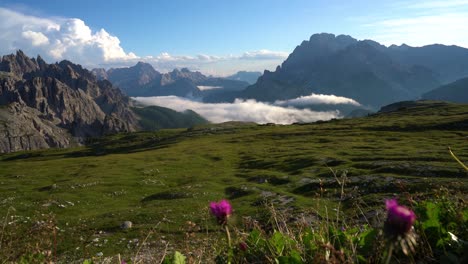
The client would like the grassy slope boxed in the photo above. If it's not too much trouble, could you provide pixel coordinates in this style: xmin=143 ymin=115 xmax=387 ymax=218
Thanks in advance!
xmin=132 ymin=105 xmax=209 ymax=130
xmin=0 ymin=101 xmax=467 ymax=259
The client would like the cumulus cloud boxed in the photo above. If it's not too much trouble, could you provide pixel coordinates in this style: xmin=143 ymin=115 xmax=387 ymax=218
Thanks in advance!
xmin=274 ymin=93 xmax=361 ymax=107
xmin=21 ymin=30 xmax=49 ymax=46
xmin=133 ymin=96 xmax=341 ymax=124
xmin=0 ymin=7 xmax=138 ymax=66
xmin=0 ymin=7 xmax=288 ymax=75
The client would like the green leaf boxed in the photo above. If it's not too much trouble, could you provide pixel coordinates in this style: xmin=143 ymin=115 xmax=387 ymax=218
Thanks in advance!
xmin=329 ymin=226 xmax=347 ymax=249
xmin=269 ymin=231 xmax=286 ymax=256
xmin=358 ymin=228 xmax=377 ymax=255
xmin=277 ymin=254 xmax=303 ymax=264
xmin=248 ymin=229 xmax=266 ymax=250
xmin=422 ymin=202 xmax=441 ymax=229
xmin=173 ymin=251 xmax=186 ymax=264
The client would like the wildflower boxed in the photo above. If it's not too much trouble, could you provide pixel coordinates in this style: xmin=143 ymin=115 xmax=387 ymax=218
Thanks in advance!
xmin=239 ymin=241 xmax=248 ymax=251
xmin=383 ymin=199 xmax=417 ymax=261
xmin=384 ymin=199 xmax=416 ymax=238
xmin=210 ymin=199 xmax=232 ymax=224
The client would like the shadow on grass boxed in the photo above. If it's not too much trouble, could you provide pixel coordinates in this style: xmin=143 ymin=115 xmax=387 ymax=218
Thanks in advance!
xmin=238 ymin=155 xmax=319 ymax=175
xmin=225 ymin=186 xmax=255 ymax=199
xmin=1 ymin=133 xmax=182 ymax=161
xmin=141 ymin=191 xmax=193 ymax=202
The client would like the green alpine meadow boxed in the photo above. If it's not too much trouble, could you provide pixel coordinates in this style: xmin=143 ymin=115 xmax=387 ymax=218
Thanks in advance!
xmin=1 ymin=1 xmax=468 ymax=263
xmin=1 ymin=101 xmax=467 ymax=263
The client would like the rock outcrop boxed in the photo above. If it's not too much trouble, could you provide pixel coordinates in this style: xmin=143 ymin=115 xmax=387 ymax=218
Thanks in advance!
xmin=0 ymin=50 xmax=140 ymax=153
xmin=0 ymin=102 xmax=73 ymax=153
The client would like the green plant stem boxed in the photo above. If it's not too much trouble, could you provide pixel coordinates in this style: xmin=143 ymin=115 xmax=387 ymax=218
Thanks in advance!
xmin=384 ymin=243 xmax=394 ymax=264
xmin=224 ymin=225 xmax=232 ymax=264
xmin=449 ymin=147 xmax=468 ymax=171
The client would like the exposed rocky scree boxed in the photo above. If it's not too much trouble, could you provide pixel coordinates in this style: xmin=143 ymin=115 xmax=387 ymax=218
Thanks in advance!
xmin=0 ymin=50 xmax=140 ymax=153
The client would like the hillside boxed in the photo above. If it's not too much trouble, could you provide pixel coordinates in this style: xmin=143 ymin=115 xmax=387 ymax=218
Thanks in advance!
xmin=241 ymin=33 xmax=468 ymax=107
xmin=0 ymin=100 xmax=466 ymax=260
xmin=132 ymin=105 xmax=209 ymax=130
xmin=422 ymin=76 xmax=468 ymax=103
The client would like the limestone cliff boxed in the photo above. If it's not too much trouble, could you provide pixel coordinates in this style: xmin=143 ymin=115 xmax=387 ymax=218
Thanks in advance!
xmin=0 ymin=50 xmax=140 ymax=153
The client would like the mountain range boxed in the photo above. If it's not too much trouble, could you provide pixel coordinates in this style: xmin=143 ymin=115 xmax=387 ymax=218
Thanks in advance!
xmin=99 ymin=33 xmax=468 ymax=108
xmin=0 ymin=51 xmax=207 ymax=153
xmin=225 ymin=71 xmax=262 ymax=84
xmin=92 ymin=64 xmax=250 ymax=98
xmin=2 ymin=33 xmax=467 ymax=153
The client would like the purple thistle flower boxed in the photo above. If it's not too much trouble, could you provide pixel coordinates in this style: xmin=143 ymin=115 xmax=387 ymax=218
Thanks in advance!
xmin=209 ymin=199 xmax=232 ymax=224
xmin=384 ymin=199 xmax=416 ymax=238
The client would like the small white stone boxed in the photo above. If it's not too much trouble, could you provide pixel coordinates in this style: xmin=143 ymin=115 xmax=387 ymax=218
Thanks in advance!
xmin=121 ymin=221 xmax=133 ymax=229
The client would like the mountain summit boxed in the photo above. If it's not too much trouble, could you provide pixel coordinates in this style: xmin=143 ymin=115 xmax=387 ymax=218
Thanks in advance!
xmin=240 ymin=33 xmax=468 ymax=108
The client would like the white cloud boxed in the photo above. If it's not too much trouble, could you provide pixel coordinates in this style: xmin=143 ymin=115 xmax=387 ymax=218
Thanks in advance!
xmin=197 ymin=86 xmax=223 ymax=91
xmin=0 ymin=7 xmax=288 ymax=75
xmin=133 ymin=95 xmax=341 ymax=124
xmin=406 ymin=0 xmax=468 ymax=9
xmin=362 ymin=2 xmax=468 ymax=48
xmin=21 ymin=30 xmax=49 ymax=46
xmin=240 ymin=50 xmax=289 ymax=60
xmin=0 ymin=7 xmax=137 ymax=65
xmin=274 ymin=93 xmax=361 ymax=107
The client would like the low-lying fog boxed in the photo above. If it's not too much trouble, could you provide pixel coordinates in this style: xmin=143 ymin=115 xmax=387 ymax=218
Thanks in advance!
xmin=133 ymin=93 xmax=361 ymax=124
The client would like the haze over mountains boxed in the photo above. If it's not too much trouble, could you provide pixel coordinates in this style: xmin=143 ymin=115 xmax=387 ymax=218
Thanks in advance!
xmin=422 ymin=77 xmax=468 ymax=103
xmin=92 ymin=64 xmax=250 ymax=98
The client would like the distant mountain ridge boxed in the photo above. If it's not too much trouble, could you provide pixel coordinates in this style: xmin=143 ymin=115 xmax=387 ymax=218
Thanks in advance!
xmin=422 ymin=77 xmax=468 ymax=103
xmin=92 ymin=63 xmax=249 ymax=98
xmin=225 ymin=71 xmax=262 ymax=84
xmin=241 ymin=33 xmax=468 ymax=107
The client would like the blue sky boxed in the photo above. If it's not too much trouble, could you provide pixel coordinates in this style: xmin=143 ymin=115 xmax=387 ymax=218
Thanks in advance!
xmin=1 ymin=0 xmax=468 ymax=75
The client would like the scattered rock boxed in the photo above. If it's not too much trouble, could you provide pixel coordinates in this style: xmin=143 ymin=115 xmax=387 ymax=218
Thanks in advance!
xmin=121 ymin=221 xmax=133 ymax=229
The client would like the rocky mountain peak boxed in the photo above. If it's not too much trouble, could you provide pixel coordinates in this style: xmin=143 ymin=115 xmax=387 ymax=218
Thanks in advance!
xmin=281 ymin=33 xmax=358 ymax=71
xmin=0 ymin=50 xmax=40 ymax=77
xmin=243 ymin=33 xmax=447 ymax=107
xmin=0 ymin=50 xmax=139 ymax=153
xmin=134 ymin=61 xmax=156 ymax=73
